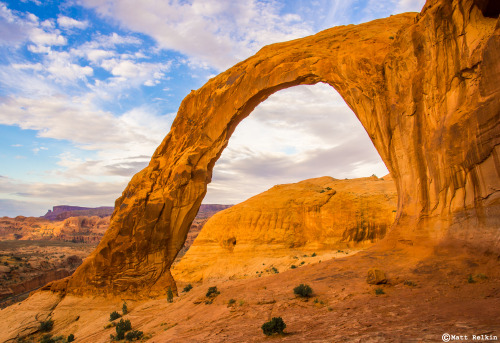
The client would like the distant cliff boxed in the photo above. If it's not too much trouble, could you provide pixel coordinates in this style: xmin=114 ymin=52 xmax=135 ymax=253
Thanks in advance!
xmin=41 ymin=206 xmax=114 ymax=221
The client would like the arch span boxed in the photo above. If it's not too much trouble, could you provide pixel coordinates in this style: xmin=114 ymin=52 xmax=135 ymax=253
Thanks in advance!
xmin=49 ymin=0 xmax=499 ymax=299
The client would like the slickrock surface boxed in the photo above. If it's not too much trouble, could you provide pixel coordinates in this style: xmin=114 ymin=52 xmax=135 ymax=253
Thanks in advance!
xmin=1 ymin=245 xmax=499 ymax=342
xmin=172 ymin=176 xmax=397 ymax=282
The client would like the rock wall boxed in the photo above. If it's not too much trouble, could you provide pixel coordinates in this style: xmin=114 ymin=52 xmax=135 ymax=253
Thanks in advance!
xmin=46 ymin=0 xmax=499 ymax=299
xmin=172 ymin=176 xmax=397 ymax=282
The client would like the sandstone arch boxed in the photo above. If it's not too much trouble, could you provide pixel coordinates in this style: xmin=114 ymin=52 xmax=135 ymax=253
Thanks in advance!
xmin=49 ymin=0 xmax=499 ymax=299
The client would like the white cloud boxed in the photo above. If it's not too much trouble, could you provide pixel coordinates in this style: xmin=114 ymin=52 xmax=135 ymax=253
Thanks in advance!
xmin=29 ymin=27 xmax=67 ymax=46
xmin=0 ymin=3 xmax=31 ymax=46
xmin=79 ymin=0 xmax=313 ymax=70
xmin=57 ymin=15 xmax=89 ymax=29
xmin=205 ymin=84 xmax=389 ymax=204
xmin=0 ymin=95 xmax=172 ymax=153
xmin=85 ymin=49 xmax=114 ymax=63
xmin=12 ymin=62 xmax=43 ymax=71
xmin=396 ymin=0 xmax=425 ymax=12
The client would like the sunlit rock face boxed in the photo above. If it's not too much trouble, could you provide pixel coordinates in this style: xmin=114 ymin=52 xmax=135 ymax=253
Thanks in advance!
xmin=44 ymin=0 xmax=499 ymax=299
xmin=172 ymin=176 xmax=397 ymax=283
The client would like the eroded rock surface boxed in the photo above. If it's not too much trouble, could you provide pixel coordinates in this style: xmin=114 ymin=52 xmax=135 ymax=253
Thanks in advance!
xmin=172 ymin=176 xmax=397 ymax=282
xmin=47 ymin=0 xmax=499 ymax=299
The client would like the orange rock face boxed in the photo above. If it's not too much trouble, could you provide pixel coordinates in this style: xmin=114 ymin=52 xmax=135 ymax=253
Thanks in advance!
xmin=49 ymin=0 xmax=498 ymax=299
xmin=172 ymin=176 xmax=397 ymax=282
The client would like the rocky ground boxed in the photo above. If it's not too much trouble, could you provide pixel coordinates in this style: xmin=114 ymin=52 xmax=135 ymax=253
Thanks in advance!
xmin=1 ymin=243 xmax=498 ymax=342
xmin=0 ymin=241 xmax=94 ymax=308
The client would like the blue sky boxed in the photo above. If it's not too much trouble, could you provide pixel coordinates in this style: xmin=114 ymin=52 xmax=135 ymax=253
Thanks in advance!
xmin=0 ymin=0 xmax=424 ymax=217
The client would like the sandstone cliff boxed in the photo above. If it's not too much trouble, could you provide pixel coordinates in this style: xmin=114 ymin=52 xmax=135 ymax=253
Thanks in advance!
xmin=172 ymin=176 xmax=397 ymax=282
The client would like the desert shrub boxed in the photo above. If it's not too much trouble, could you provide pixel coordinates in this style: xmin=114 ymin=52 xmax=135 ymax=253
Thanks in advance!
xmin=122 ymin=302 xmax=128 ymax=315
xmin=39 ymin=319 xmax=54 ymax=332
xmin=300 ymin=261 xmax=305 ymax=265
xmin=183 ymin=284 xmax=193 ymax=292
xmin=109 ymin=311 xmax=121 ymax=321
xmin=261 ymin=317 xmax=286 ymax=336
xmin=125 ymin=330 xmax=143 ymax=341
xmin=290 ymin=265 xmax=297 ymax=269
xmin=293 ymin=284 xmax=312 ymax=298
xmin=271 ymin=267 xmax=279 ymax=274
xmin=375 ymin=287 xmax=385 ymax=295
xmin=476 ymin=273 xmax=488 ymax=280
xmin=39 ymin=335 xmax=54 ymax=343
xmin=114 ymin=319 xmax=132 ymax=340
xmin=468 ymin=274 xmax=476 ymax=283
xmin=167 ymin=287 xmax=174 ymax=303
xmin=404 ymin=280 xmax=417 ymax=287
xmin=228 ymin=299 xmax=236 ymax=306
xmin=311 ymin=252 xmax=317 ymax=257
xmin=67 ymin=334 xmax=75 ymax=342
xmin=206 ymin=286 xmax=220 ymax=297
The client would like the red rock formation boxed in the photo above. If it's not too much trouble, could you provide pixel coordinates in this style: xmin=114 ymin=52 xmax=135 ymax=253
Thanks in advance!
xmin=46 ymin=0 xmax=498 ymax=299
xmin=172 ymin=176 xmax=397 ymax=282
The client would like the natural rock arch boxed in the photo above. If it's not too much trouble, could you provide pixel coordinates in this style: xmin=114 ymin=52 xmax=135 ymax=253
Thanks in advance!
xmin=47 ymin=0 xmax=499 ymax=299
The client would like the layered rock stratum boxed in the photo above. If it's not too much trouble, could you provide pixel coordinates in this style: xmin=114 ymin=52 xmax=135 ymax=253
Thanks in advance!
xmin=173 ymin=176 xmax=397 ymax=282
xmin=0 ymin=216 xmax=109 ymax=243
xmin=23 ymin=0 xmax=500 ymax=300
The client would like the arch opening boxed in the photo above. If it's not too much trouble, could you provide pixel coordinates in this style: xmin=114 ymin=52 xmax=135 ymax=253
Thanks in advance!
xmin=171 ymin=83 xmax=398 ymax=283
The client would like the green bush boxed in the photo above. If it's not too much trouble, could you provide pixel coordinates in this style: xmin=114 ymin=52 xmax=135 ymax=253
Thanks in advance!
xmin=39 ymin=319 xmax=54 ymax=332
xmin=122 ymin=302 xmax=128 ymax=315
xmin=39 ymin=335 xmax=54 ymax=343
xmin=293 ymin=284 xmax=312 ymax=298
xmin=271 ymin=267 xmax=279 ymax=274
xmin=375 ymin=287 xmax=385 ymax=295
xmin=311 ymin=252 xmax=316 ymax=257
xmin=167 ymin=287 xmax=174 ymax=303
xmin=261 ymin=317 xmax=286 ymax=336
xmin=125 ymin=330 xmax=143 ymax=341
xmin=183 ymin=284 xmax=193 ymax=292
xmin=67 ymin=334 xmax=75 ymax=342
xmin=115 ymin=319 xmax=132 ymax=340
xmin=228 ymin=299 xmax=236 ymax=306
xmin=468 ymin=274 xmax=476 ymax=283
xmin=109 ymin=311 xmax=121 ymax=321
xmin=290 ymin=265 xmax=297 ymax=269
xmin=206 ymin=286 xmax=220 ymax=297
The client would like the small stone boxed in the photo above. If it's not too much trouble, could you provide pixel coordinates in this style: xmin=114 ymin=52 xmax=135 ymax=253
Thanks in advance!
xmin=367 ymin=269 xmax=387 ymax=285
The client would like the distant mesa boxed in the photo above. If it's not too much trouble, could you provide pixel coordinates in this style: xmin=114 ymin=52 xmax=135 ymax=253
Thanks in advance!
xmin=41 ymin=205 xmax=114 ymax=221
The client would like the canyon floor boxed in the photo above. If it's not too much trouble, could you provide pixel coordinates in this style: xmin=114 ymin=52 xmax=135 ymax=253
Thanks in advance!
xmin=2 ymin=242 xmax=499 ymax=343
